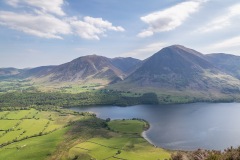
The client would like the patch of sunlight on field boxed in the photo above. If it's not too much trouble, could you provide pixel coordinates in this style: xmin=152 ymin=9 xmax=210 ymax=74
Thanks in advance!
xmin=0 ymin=128 xmax=67 ymax=160
xmin=25 ymin=109 xmax=39 ymax=119
xmin=116 ymin=144 xmax=171 ymax=160
xmin=32 ymin=111 xmax=54 ymax=119
xmin=89 ymin=137 xmax=130 ymax=148
xmin=0 ymin=120 xmax=20 ymax=130
xmin=70 ymin=141 xmax=118 ymax=160
xmin=0 ymin=130 xmax=23 ymax=144
xmin=0 ymin=111 xmax=9 ymax=118
xmin=17 ymin=119 xmax=49 ymax=138
xmin=43 ymin=122 xmax=62 ymax=133
xmin=5 ymin=110 xmax=30 ymax=119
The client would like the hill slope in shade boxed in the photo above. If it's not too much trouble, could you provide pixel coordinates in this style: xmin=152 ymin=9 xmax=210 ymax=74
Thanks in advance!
xmin=0 ymin=68 xmax=22 ymax=76
xmin=110 ymin=57 xmax=141 ymax=73
xmin=1 ymin=45 xmax=240 ymax=102
xmin=38 ymin=55 xmax=125 ymax=83
xmin=0 ymin=55 xmax=141 ymax=85
xmin=18 ymin=66 xmax=55 ymax=79
xmin=30 ymin=55 xmax=141 ymax=84
xmin=206 ymin=53 xmax=240 ymax=79
xmin=111 ymin=45 xmax=240 ymax=95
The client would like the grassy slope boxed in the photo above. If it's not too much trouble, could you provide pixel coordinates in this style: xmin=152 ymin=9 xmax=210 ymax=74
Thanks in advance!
xmin=0 ymin=108 xmax=82 ymax=160
xmin=67 ymin=119 xmax=171 ymax=160
xmin=0 ymin=128 xmax=67 ymax=160
xmin=0 ymin=109 xmax=170 ymax=160
xmin=108 ymin=119 xmax=146 ymax=134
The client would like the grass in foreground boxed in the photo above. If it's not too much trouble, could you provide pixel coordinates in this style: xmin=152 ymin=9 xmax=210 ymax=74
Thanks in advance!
xmin=0 ymin=108 xmax=83 ymax=160
xmin=0 ymin=128 xmax=67 ymax=160
xmin=67 ymin=119 xmax=171 ymax=160
xmin=0 ymin=109 xmax=170 ymax=160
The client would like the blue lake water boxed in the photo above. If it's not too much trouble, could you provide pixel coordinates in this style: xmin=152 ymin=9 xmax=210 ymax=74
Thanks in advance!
xmin=70 ymin=103 xmax=240 ymax=150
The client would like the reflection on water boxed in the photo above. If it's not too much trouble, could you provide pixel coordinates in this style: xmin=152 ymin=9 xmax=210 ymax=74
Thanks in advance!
xmin=70 ymin=103 xmax=240 ymax=150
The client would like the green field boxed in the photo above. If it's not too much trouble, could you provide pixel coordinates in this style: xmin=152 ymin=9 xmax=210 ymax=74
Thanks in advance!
xmin=108 ymin=119 xmax=147 ymax=134
xmin=0 ymin=128 xmax=67 ymax=160
xmin=0 ymin=108 xmax=82 ymax=160
xmin=68 ymin=119 xmax=171 ymax=160
xmin=0 ymin=120 xmax=19 ymax=130
xmin=5 ymin=110 xmax=32 ymax=119
xmin=0 ymin=109 xmax=171 ymax=160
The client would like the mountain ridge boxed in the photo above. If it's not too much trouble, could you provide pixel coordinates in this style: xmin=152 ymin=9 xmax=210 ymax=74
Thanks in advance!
xmin=1 ymin=55 xmax=141 ymax=85
xmin=109 ymin=45 xmax=240 ymax=98
xmin=206 ymin=53 xmax=240 ymax=79
xmin=1 ymin=45 xmax=240 ymax=100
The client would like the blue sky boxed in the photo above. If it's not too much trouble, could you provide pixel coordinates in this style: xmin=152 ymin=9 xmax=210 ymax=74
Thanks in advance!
xmin=0 ymin=0 xmax=240 ymax=68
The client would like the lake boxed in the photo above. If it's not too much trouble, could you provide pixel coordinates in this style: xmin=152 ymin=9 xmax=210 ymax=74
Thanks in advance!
xmin=70 ymin=103 xmax=240 ymax=150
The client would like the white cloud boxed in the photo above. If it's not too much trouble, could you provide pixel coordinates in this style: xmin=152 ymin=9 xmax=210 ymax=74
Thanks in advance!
xmin=70 ymin=19 xmax=102 ymax=40
xmin=84 ymin=16 xmax=125 ymax=32
xmin=122 ymin=42 xmax=167 ymax=59
xmin=68 ymin=16 xmax=124 ymax=40
xmin=137 ymin=30 xmax=153 ymax=38
xmin=198 ymin=3 xmax=240 ymax=32
xmin=208 ymin=36 xmax=240 ymax=50
xmin=0 ymin=11 xmax=71 ymax=39
xmin=0 ymin=2 xmax=125 ymax=40
xmin=5 ymin=0 xmax=66 ymax=16
xmin=138 ymin=0 xmax=206 ymax=38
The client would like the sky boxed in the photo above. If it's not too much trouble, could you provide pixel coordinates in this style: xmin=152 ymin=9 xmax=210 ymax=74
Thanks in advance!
xmin=0 ymin=0 xmax=240 ymax=68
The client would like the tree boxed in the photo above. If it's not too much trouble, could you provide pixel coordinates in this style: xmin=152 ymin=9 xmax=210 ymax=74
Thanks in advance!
xmin=106 ymin=118 xmax=111 ymax=122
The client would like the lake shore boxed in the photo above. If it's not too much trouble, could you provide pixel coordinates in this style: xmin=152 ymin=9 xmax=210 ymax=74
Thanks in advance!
xmin=70 ymin=103 xmax=240 ymax=151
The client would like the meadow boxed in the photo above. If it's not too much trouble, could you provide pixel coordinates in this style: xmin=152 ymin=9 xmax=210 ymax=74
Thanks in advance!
xmin=0 ymin=108 xmax=82 ymax=160
xmin=68 ymin=119 xmax=171 ymax=160
xmin=0 ymin=108 xmax=171 ymax=160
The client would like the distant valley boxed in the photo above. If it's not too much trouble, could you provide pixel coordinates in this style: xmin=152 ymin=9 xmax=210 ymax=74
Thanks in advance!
xmin=1 ymin=45 xmax=240 ymax=160
xmin=1 ymin=45 xmax=240 ymax=104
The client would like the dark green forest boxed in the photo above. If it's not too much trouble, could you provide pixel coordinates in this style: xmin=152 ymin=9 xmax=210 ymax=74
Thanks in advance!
xmin=0 ymin=91 xmax=160 ymax=108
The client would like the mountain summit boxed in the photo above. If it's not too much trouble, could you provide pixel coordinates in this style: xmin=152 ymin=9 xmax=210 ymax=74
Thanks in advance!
xmin=131 ymin=45 xmax=215 ymax=77
xmin=19 ymin=55 xmax=140 ymax=85
xmin=1 ymin=45 xmax=240 ymax=101
xmin=50 ymin=55 xmax=124 ymax=82
xmin=114 ymin=45 xmax=240 ymax=94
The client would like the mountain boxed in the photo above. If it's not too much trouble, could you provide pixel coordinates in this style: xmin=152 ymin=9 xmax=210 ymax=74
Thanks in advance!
xmin=18 ymin=66 xmax=55 ymax=78
xmin=206 ymin=53 xmax=240 ymax=79
xmin=32 ymin=55 xmax=141 ymax=84
xmin=0 ymin=67 xmax=26 ymax=80
xmin=111 ymin=45 xmax=240 ymax=95
xmin=0 ymin=68 xmax=22 ymax=77
xmin=110 ymin=57 xmax=141 ymax=73
xmin=1 ymin=45 xmax=240 ymax=102
xmin=0 ymin=55 xmax=141 ymax=85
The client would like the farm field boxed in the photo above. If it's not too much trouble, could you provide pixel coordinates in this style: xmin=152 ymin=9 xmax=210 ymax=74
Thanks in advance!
xmin=0 ymin=108 xmax=83 ymax=160
xmin=0 ymin=109 xmax=171 ymax=160
xmin=68 ymin=119 xmax=171 ymax=160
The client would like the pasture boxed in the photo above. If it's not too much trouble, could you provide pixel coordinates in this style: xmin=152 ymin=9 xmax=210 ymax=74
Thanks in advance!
xmin=68 ymin=119 xmax=171 ymax=160
xmin=0 ymin=108 xmax=82 ymax=160
xmin=0 ymin=109 xmax=171 ymax=160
